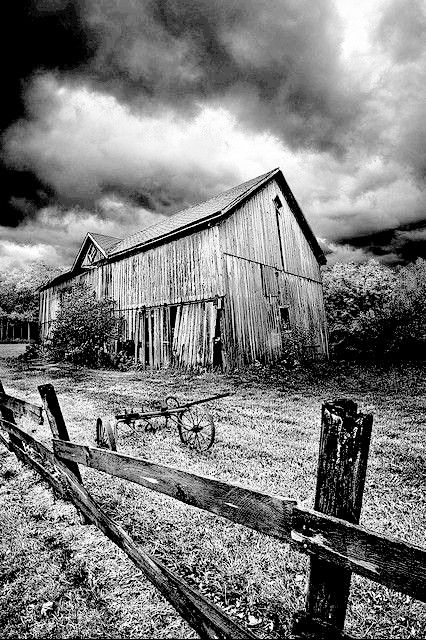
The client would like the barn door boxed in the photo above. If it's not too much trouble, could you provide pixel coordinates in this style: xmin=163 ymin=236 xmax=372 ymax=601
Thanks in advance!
xmin=223 ymin=254 xmax=283 ymax=366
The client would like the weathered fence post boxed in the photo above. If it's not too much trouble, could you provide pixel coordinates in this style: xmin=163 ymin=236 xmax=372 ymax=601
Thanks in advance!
xmin=38 ymin=383 xmax=89 ymax=525
xmin=0 ymin=379 xmax=24 ymax=451
xmin=293 ymin=399 xmax=373 ymax=638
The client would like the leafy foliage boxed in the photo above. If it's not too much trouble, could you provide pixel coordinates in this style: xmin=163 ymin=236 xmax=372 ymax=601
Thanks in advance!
xmin=323 ymin=259 xmax=426 ymax=358
xmin=0 ymin=262 xmax=62 ymax=321
xmin=45 ymin=284 xmax=122 ymax=367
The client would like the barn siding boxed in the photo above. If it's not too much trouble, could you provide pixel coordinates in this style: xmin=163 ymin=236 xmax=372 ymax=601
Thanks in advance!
xmin=218 ymin=179 xmax=328 ymax=365
xmin=40 ymin=177 xmax=328 ymax=368
xmin=39 ymin=225 xmax=223 ymax=345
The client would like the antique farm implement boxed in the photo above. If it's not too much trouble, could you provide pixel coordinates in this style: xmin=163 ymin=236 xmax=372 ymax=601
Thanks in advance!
xmin=96 ymin=392 xmax=230 ymax=453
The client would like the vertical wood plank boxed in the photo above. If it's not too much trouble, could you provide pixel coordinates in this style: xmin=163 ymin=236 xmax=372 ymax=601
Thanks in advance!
xmin=134 ymin=311 xmax=140 ymax=364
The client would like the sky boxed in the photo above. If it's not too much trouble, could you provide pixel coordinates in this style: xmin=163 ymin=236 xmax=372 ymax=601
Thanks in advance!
xmin=0 ymin=0 xmax=425 ymax=271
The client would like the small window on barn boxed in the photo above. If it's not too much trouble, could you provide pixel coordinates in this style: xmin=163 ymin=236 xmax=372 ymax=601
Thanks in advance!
xmin=273 ymin=195 xmax=283 ymax=209
xmin=279 ymin=306 xmax=291 ymax=330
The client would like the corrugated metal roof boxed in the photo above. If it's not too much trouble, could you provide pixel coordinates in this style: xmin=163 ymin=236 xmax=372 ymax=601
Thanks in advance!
xmin=109 ymin=169 xmax=277 ymax=256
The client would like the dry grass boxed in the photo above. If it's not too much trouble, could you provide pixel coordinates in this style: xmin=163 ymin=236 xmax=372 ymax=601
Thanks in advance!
xmin=0 ymin=350 xmax=425 ymax=639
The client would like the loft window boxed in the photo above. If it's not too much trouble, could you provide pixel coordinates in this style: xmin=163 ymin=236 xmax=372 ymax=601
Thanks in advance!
xmin=279 ymin=306 xmax=291 ymax=330
xmin=274 ymin=195 xmax=285 ymax=268
xmin=273 ymin=195 xmax=283 ymax=209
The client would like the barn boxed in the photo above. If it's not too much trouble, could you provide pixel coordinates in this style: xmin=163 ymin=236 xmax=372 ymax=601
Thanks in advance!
xmin=39 ymin=168 xmax=328 ymax=369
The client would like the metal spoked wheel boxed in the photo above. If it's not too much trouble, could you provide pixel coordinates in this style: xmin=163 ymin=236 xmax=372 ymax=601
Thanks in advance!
xmin=96 ymin=417 xmax=117 ymax=451
xmin=177 ymin=406 xmax=215 ymax=451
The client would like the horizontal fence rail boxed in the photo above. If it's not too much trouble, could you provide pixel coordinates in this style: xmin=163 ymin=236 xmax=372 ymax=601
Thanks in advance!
xmin=0 ymin=427 xmax=68 ymax=500
xmin=292 ymin=507 xmax=426 ymax=603
xmin=53 ymin=439 xmax=426 ymax=604
xmin=0 ymin=417 xmax=55 ymax=465
xmin=0 ymin=392 xmax=43 ymax=424
xmin=52 ymin=440 xmax=296 ymax=541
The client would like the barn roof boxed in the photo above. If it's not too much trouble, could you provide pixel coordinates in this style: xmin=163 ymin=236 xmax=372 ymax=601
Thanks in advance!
xmin=41 ymin=168 xmax=325 ymax=290
xmin=90 ymin=233 xmax=121 ymax=253
xmin=109 ymin=169 xmax=277 ymax=257
xmin=108 ymin=167 xmax=325 ymax=264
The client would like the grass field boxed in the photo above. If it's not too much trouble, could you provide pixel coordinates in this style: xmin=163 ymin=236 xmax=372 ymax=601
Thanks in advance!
xmin=0 ymin=348 xmax=425 ymax=638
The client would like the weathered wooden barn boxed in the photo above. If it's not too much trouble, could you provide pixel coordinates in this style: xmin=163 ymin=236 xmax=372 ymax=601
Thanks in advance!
xmin=39 ymin=168 xmax=328 ymax=369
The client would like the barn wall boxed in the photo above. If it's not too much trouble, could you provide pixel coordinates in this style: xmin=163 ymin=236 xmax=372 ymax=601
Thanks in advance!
xmin=39 ymin=226 xmax=224 ymax=368
xmin=218 ymin=179 xmax=328 ymax=364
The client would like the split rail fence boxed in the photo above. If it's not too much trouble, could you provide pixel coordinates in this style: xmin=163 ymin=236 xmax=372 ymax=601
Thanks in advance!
xmin=0 ymin=379 xmax=424 ymax=639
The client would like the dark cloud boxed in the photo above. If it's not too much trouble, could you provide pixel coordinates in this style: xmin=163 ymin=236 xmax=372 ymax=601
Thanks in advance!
xmin=84 ymin=0 xmax=360 ymax=150
xmin=338 ymin=220 xmax=426 ymax=264
xmin=1 ymin=0 xmax=362 ymax=226
xmin=0 ymin=1 xmax=98 ymax=225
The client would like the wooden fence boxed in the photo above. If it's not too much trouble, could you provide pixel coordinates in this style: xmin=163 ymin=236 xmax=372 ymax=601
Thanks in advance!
xmin=0 ymin=380 xmax=424 ymax=639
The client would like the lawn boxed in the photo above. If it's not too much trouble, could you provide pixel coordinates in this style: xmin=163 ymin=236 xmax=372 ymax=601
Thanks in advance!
xmin=0 ymin=349 xmax=425 ymax=639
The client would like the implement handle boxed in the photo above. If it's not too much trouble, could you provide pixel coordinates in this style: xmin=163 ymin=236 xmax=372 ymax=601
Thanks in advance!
xmin=184 ymin=392 xmax=231 ymax=408
xmin=115 ymin=393 xmax=231 ymax=421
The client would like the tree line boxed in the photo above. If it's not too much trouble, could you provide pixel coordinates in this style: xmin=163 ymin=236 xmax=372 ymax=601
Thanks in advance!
xmin=1 ymin=258 xmax=425 ymax=361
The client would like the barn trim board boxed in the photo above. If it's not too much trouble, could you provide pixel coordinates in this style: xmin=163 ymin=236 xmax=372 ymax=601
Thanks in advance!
xmin=39 ymin=168 xmax=328 ymax=369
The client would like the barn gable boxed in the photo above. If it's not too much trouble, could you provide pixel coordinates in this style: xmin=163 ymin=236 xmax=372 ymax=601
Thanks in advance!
xmin=72 ymin=233 xmax=121 ymax=271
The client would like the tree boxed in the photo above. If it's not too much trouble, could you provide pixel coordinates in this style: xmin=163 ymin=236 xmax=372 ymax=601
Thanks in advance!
xmin=0 ymin=262 xmax=62 ymax=321
xmin=389 ymin=259 xmax=426 ymax=356
xmin=323 ymin=258 xmax=426 ymax=358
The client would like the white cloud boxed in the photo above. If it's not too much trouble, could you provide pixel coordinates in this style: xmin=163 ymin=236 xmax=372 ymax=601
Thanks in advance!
xmin=4 ymin=77 xmax=285 ymax=209
xmin=0 ymin=240 xmax=60 ymax=272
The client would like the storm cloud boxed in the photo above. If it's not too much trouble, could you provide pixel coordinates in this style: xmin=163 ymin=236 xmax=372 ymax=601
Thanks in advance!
xmin=1 ymin=0 xmax=425 ymax=266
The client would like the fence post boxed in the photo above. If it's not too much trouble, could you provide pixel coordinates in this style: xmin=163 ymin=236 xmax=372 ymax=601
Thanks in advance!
xmin=0 ymin=379 xmax=24 ymax=451
xmin=38 ymin=383 xmax=89 ymax=525
xmin=293 ymin=399 xmax=373 ymax=638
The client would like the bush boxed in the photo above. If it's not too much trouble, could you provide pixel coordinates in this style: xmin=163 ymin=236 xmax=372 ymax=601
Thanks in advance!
xmin=45 ymin=284 xmax=123 ymax=368
xmin=17 ymin=342 xmax=42 ymax=363
xmin=323 ymin=259 xmax=426 ymax=359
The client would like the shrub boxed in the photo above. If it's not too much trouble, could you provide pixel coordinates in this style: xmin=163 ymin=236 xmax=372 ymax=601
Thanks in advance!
xmin=17 ymin=342 xmax=42 ymax=363
xmin=323 ymin=258 xmax=426 ymax=359
xmin=44 ymin=284 xmax=122 ymax=368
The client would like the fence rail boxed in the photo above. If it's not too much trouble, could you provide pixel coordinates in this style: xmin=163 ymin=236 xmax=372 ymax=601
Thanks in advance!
xmin=53 ymin=439 xmax=296 ymax=541
xmin=0 ymin=424 xmax=253 ymax=640
xmin=292 ymin=507 xmax=425 ymax=602
xmin=0 ymin=391 xmax=43 ymax=424
xmin=0 ymin=380 xmax=425 ymax=639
